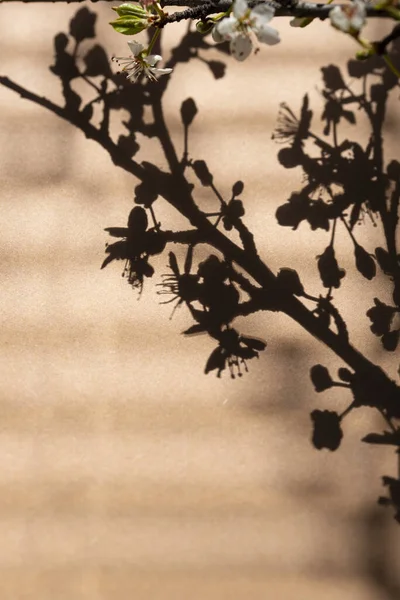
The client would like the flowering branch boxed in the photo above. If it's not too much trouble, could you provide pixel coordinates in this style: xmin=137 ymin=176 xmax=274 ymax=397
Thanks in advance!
xmin=0 ymin=0 xmax=395 ymax=20
xmin=160 ymin=0 xmax=397 ymax=19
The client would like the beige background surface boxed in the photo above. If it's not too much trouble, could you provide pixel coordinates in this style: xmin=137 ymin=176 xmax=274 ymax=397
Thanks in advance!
xmin=1 ymin=1 xmax=400 ymax=598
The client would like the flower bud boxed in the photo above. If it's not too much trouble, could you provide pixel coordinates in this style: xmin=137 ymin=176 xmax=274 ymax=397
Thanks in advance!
xmin=387 ymin=160 xmax=400 ymax=181
xmin=317 ymin=245 xmax=345 ymax=289
xmin=382 ymin=330 xmax=400 ymax=352
xmin=311 ymin=410 xmax=343 ymax=451
xmin=338 ymin=367 xmax=353 ymax=382
xmin=180 ymin=98 xmax=198 ymax=127
xmin=277 ymin=268 xmax=304 ymax=296
xmin=278 ymin=147 xmax=301 ymax=169
xmin=375 ymin=247 xmax=393 ymax=276
xmin=128 ymin=206 xmax=148 ymax=233
xmin=310 ymin=364 xmax=333 ymax=392
xmin=232 ymin=180 xmax=244 ymax=197
xmin=192 ymin=160 xmax=213 ymax=186
xmin=366 ymin=298 xmax=395 ymax=336
xmin=354 ymin=244 xmax=376 ymax=280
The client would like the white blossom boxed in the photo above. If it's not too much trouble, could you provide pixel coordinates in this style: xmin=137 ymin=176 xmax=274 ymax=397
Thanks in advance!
xmin=112 ymin=40 xmax=172 ymax=82
xmin=329 ymin=0 xmax=367 ymax=34
xmin=212 ymin=0 xmax=280 ymax=61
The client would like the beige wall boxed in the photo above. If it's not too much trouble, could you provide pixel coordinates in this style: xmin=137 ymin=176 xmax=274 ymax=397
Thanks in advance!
xmin=0 ymin=2 xmax=399 ymax=598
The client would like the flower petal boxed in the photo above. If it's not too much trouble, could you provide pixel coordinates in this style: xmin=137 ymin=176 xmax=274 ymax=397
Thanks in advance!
xmin=212 ymin=25 xmax=225 ymax=43
xmin=233 ymin=0 xmax=248 ymax=19
xmin=128 ymin=40 xmax=144 ymax=57
xmin=352 ymin=0 xmax=367 ymax=25
xmin=254 ymin=23 xmax=280 ymax=45
xmin=151 ymin=67 xmax=173 ymax=77
xmin=251 ymin=4 xmax=275 ymax=24
xmin=330 ymin=1 xmax=366 ymax=33
xmin=216 ymin=16 xmax=238 ymax=39
xmin=330 ymin=6 xmax=351 ymax=32
xmin=144 ymin=53 xmax=162 ymax=67
xmin=230 ymin=33 xmax=252 ymax=61
xmin=350 ymin=12 xmax=366 ymax=31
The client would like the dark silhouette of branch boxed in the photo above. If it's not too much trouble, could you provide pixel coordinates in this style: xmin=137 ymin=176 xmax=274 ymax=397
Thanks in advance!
xmin=0 ymin=75 xmax=147 ymax=180
xmin=2 ymin=3 xmax=400 ymax=525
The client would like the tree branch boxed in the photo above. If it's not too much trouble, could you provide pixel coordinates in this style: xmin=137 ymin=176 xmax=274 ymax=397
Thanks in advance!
xmin=0 ymin=0 xmax=105 ymax=2
xmin=0 ymin=0 xmax=393 ymax=21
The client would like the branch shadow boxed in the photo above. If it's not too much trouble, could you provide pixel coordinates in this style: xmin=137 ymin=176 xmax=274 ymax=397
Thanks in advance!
xmin=2 ymin=4 xmax=400 ymax=580
xmin=271 ymin=36 xmax=400 ymax=593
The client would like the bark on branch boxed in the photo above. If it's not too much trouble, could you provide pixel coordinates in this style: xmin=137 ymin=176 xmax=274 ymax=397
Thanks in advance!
xmin=0 ymin=0 xmax=393 ymax=21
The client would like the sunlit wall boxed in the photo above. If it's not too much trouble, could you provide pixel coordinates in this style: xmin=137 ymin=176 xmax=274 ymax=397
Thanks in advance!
xmin=0 ymin=2 xmax=399 ymax=598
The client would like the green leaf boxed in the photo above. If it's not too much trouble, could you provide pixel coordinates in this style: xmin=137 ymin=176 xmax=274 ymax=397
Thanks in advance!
xmin=112 ymin=3 xmax=149 ymax=18
xmin=109 ymin=18 xmax=148 ymax=35
xmin=386 ymin=6 xmax=400 ymax=20
xmin=196 ymin=20 xmax=214 ymax=34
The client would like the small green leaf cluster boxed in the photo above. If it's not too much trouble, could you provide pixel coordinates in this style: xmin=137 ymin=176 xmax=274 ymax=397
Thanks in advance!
xmin=110 ymin=3 xmax=156 ymax=36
